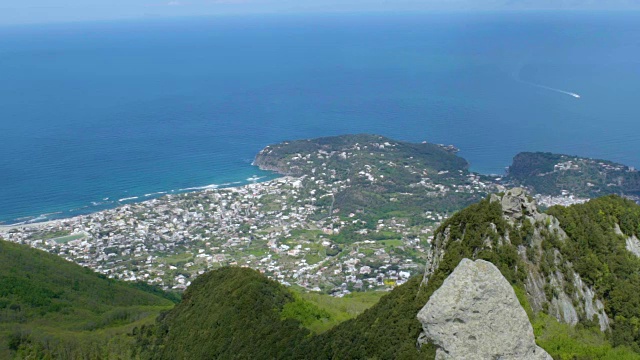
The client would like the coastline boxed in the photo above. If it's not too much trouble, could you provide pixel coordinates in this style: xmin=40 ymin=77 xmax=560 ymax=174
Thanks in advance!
xmin=5 ymin=134 xmax=638 ymax=230
xmin=3 ymin=133 xmax=622 ymax=292
xmin=0 ymin=171 xmax=432 ymax=291
xmin=0 ymin=176 xmax=279 ymax=231
xmin=0 ymin=219 xmax=64 ymax=231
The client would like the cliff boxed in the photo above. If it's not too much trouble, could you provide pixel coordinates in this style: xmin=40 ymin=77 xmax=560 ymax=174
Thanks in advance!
xmin=424 ymin=188 xmax=611 ymax=331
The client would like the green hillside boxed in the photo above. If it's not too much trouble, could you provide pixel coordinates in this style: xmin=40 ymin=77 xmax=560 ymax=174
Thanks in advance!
xmin=253 ymin=134 xmax=487 ymax=216
xmin=547 ymin=196 xmax=640 ymax=351
xmin=0 ymin=239 xmax=176 ymax=359
xmin=137 ymin=266 xmax=435 ymax=360
xmin=6 ymin=194 xmax=640 ymax=359
xmin=135 ymin=195 xmax=640 ymax=360
xmin=138 ymin=267 xmax=310 ymax=359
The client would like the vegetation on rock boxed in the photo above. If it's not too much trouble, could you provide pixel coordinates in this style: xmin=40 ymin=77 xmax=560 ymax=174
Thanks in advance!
xmin=6 ymin=189 xmax=640 ymax=359
xmin=548 ymin=196 xmax=640 ymax=350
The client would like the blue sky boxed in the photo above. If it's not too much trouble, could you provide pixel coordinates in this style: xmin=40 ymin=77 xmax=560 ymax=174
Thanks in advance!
xmin=2 ymin=0 xmax=640 ymax=25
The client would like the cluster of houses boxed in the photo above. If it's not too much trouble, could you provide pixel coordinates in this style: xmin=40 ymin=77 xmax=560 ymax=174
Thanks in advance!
xmin=534 ymin=194 xmax=589 ymax=208
xmin=3 ymin=139 xmax=599 ymax=295
xmin=0 ymin=175 xmax=443 ymax=293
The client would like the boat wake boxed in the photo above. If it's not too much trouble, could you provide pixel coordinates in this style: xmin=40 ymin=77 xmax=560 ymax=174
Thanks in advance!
xmin=512 ymin=67 xmax=580 ymax=99
xmin=522 ymin=81 xmax=581 ymax=99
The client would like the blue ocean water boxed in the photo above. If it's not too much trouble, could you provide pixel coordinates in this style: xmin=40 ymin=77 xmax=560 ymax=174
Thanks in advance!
xmin=1 ymin=12 xmax=640 ymax=224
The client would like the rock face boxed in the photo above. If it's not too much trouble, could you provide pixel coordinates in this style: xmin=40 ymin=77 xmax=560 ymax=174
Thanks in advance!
xmin=626 ymin=235 xmax=640 ymax=258
xmin=418 ymin=259 xmax=552 ymax=360
xmin=490 ymin=187 xmax=563 ymax=231
xmin=615 ymin=223 xmax=640 ymax=258
xmin=426 ymin=188 xmax=611 ymax=331
xmin=495 ymin=187 xmax=534 ymax=220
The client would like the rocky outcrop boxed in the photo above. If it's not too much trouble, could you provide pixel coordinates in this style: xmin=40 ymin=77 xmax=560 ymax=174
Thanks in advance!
xmin=492 ymin=188 xmax=611 ymax=330
xmin=490 ymin=188 xmax=565 ymax=234
xmin=571 ymin=273 xmax=610 ymax=331
xmin=424 ymin=187 xmax=611 ymax=332
xmin=615 ymin=223 xmax=640 ymax=258
xmin=418 ymin=259 xmax=552 ymax=360
xmin=493 ymin=187 xmax=536 ymax=221
xmin=626 ymin=235 xmax=640 ymax=258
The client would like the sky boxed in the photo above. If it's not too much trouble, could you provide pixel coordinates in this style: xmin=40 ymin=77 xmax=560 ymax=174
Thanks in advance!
xmin=1 ymin=0 xmax=640 ymax=26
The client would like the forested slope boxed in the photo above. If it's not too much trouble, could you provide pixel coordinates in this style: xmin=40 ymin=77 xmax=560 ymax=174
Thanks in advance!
xmin=137 ymin=194 xmax=640 ymax=360
xmin=0 ymin=239 xmax=176 ymax=359
xmin=7 ymin=192 xmax=640 ymax=359
xmin=547 ymin=196 xmax=640 ymax=350
xmin=507 ymin=152 xmax=640 ymax=197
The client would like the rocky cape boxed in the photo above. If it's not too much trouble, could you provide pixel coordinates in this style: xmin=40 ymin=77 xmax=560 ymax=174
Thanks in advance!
xmin=255 ymin=135 xmax=640 ymax=200
xmin=252 ymin=134 xmax=467 ymax=177
xmin=506 ymin=152 xmax=640 ymax=198
xmin=252 ymin=133 xmax=495 ymax=215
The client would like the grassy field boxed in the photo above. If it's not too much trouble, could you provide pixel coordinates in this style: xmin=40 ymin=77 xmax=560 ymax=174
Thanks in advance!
xmin=380 ymin=239 xmax=404 ymax=251
xmin=291 ymin=287 xmax=387 ymax=333
xmin=52 ymin=233 xmax=86 ymax=244
xmin=162 ymin=252 xmax=194 ymax=265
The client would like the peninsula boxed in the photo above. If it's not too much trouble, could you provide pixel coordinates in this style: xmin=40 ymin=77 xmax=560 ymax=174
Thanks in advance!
xmin=2 ymin=134 xmax=638 ymax=292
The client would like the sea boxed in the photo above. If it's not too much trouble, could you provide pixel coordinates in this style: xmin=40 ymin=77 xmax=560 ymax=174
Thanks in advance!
xmin=1 ymin=11 xmax=640 ymax=225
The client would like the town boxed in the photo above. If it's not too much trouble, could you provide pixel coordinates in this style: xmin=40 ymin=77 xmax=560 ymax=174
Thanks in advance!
xmin=1 ymin=175 xmax=444 ymax=295
xmin=0 ymin=178 xmax=588 ymax=297
xmin=1 ymin=138 xmax=620 ymax=296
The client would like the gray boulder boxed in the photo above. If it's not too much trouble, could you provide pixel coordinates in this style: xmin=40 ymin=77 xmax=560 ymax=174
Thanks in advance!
xmin=490 ymin=187 xmax=537 ymax=223
xmin=417 ymin=258 xmax=552 ymax=360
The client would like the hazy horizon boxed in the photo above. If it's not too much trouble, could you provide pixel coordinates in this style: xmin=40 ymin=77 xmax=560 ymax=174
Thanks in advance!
xmin=1 ymin=11 xmax=640 ymax=223
xmin=2 ymin=0 xmax=640 ymax=26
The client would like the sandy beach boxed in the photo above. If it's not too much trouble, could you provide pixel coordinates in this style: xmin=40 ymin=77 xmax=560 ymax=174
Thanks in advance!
xmin=0 ymin=219 xmax=65 ymax=231
xmin=0 ymin=177 xmax=283 ymax=233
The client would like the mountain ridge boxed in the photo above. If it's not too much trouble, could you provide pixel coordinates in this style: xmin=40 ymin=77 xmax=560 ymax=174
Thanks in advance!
xmin=5 ymin=134 xmax=640 ymax=358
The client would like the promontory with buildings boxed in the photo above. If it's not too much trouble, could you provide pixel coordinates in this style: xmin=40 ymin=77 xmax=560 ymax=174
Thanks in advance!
xmin=2 ymin=134 xmax=637 ymax=294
